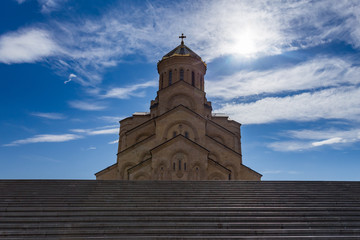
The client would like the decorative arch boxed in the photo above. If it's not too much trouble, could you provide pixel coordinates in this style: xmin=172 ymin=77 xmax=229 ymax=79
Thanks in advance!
xmin=133 ymin=172 xmax=151 ymax=180
xmin=192 ymin=164 xmax=201 ymax=180
xmin=168 ymin=93 xmax=195 ymax=111
xmin=208 ymin=172 xmax=227 ymax=180
xmin=163 ymin=120 xmax=199 ymax=141
xmin=171 ymin=151 xmax=188 ymax=179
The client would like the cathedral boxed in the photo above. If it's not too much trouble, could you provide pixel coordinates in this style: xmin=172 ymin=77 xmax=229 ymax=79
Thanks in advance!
xmin=95 ymin=35 xmax=261 ymax=181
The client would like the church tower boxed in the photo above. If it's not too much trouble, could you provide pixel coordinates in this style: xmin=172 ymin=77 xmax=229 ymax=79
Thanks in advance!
xmin=96 ymin=35 xmax=261 ymax=181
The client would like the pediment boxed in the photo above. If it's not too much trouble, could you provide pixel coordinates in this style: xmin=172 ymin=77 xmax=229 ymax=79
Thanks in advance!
xmin=150 ymin=134 xmax=209 ymax=155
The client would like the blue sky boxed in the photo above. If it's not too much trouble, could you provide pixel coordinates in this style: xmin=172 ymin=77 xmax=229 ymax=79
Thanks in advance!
xmin=1 ymin=0 xmax=360 ymax=180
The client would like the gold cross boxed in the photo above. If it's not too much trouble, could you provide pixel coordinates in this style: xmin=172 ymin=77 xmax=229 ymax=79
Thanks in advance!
xmin=179 ymin=33 xmax=186 ymax=45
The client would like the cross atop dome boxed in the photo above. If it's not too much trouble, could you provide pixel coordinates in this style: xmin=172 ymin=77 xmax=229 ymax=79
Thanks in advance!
xmin=179 ymin=33 xmax=186 ymax=45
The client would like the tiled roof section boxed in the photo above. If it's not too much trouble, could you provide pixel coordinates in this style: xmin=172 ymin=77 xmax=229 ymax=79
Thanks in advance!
xmin=162 ymin=43 xmax=202 ymax=60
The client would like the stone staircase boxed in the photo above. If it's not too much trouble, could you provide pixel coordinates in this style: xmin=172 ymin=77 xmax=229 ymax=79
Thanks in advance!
xmin=0 ymin=180 xmax=360 ymax=239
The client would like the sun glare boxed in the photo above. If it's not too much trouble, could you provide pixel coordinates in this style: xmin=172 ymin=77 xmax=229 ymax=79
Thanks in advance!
xmin=231 ymin=28 xmax=258 ymax=57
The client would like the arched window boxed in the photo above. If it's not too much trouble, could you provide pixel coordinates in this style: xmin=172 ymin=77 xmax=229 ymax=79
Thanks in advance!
xmin=200 ymin=75 xmax=203 ymax=90
xmin=180 ymin=69 xmax=184 ymax=81
xmin=169 ymin=70 xmax=172 ymax=86
xmin=191 ymin=71 xmax=195 ymax=86
xmin=173 ymin=131 xmax=177 ymax=137
xmin=184 ymin=131 xmax=189 ymax=138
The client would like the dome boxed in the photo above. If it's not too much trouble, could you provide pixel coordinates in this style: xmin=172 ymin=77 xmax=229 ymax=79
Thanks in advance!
xmin=162 ymin=43 xmax=202 ymax=61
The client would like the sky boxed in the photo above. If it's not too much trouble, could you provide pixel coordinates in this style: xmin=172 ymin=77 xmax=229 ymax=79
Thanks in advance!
xmin=0 ymin=0 xmax=360 ymax=180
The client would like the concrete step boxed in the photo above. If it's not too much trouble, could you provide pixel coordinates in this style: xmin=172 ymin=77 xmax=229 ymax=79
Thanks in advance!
xmin=0 ymin=180 xmax=359 ymax=239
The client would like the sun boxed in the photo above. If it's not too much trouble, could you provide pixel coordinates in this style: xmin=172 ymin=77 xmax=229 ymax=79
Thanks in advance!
xmin=221 ymin=23 xmax=268 ymax=59
xmin=231 ymin=27 xmax=258 ymax=57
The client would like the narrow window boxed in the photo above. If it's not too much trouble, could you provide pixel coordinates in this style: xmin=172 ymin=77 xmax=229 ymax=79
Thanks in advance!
xmin=180 ymin=47 xmax=185 ymax=54
xmin=179 ymin=159 xmax=181 ymax=170
xmin=200 ymin=75 xmax=203 ymax=90
xmin=173 ymin=162 xmax=176 ymax=171
xmin=173 ymin=131 xmax=177 ymax=137
xmin=169 ymin=70 xmax=172 ymax=85
xmin=185 ymin=131 xmax=189 ymax=138
xmin=191 ymin=71 xmax=195 ymax=86
xmin=180 ymin=69 xmax=184 ymax=81
xmin=161 ymin=74 xmax=164 ymax=89
xmin=184 ymin=162 xmax=187 ymax=171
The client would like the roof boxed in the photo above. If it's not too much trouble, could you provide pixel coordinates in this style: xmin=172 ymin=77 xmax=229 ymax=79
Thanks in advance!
xmin=162 ymin=43 xmax=203 ymax=61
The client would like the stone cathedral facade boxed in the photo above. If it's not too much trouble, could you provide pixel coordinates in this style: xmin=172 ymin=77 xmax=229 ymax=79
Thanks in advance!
xmin=96 ymin=36 xmax=261 ymax=181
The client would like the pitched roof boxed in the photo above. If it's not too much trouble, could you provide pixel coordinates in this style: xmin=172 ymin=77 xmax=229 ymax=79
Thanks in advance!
xmin=162 ymin=43 xmax=202 ymax=61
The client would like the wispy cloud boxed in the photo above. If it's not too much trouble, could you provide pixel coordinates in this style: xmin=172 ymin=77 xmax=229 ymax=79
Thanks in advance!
xmin=207 ymin=57 xmax=360 ymax=99
xmin=218 ymin=86 xmax=360 ymax=124
xmin=38 ymin=0 xmax=67 ymax=13
xmin=98 ymin=116 xmax=124 ymax=123
xmin=15 ymin=0 xmax=66 ymax=13
xmin=88 ymin=128 xmax=118 ymax=135
xmin=68 ymin=100 xmax=106 ymax=111
xmin=31 ymin=112 xmax=66 ymax=120
xmin=64 ymin=73 xmax=76 ymax=84
xmin=70 ymin=125 xmax=119 ymax=135
xmin=102 ymin=81 xmax=157 ymax=99
xmin=5 ymin=1 xmax=360 ymax=87
xmin=312 ymin=137 xmax=345 ymax=147
xmin=0 ymin=28 xmax=60 ymax=64
xmin=4 ymin=125 xmax=119 ymax=147
xmin=4 ymin=134 xmax=81 ymax=146
xmin=268 ymin=128 xmax=360 ymax=151
xmin=108 ymin=139 xmax=118 ymax=144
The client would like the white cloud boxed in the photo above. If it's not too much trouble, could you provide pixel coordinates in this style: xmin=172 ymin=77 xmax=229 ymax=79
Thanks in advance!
xmin=4 ymin=134 xmax=81 ymax=146
xmin=218 ymin=86 xmax=360 ymax=124
xmin=98 ymin=116 xmax=124 ymax=123
xmin=70 ymin=125 xmax=119 ymax=135
xmin=108 ymin=140 xmax=118 ymax=144
xmin=31 ymin=112 xmax=66 ymax=120
xmin=15 ymin=0 xmax=27 ymax=4
xmin=4 ymin=125 xmax=119 ymax=147
xmin=88 ymin=128 xmax=119 ymax=135
xmin=268 ymin=141 xmax=314 ymax=152
xmin=38 ymin=0 xmax=66 ymax=13
xmin=102 ymin=81 xmax=157 ymax=99
xmin=288 ymin=128 xmax=360 ymax=141
xmin=64 ymin=73 xmax=76 ymax=84
xmin=207 ymin=57 xmax=360 ymax=99
xmin=268 ymin=128 xmax=360 ymax=151
xmin=5 ymin=1 xmax=359 ymax=87
xmin=0 ymin=28 xmax=60 ymax=64
xmin=68 ymin=100 xmax=106 ymax=111
xmin=312 ymin=137 xmax=345 ymax=147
